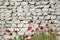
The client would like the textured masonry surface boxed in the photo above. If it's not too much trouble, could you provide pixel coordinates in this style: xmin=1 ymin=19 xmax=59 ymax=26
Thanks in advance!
xmin=0 ymin=0 xmax=60 ymax=40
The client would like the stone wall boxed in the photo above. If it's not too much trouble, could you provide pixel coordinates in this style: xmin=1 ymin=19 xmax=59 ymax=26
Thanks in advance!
xmin=0 ymin=0 xmax=60 ymax=40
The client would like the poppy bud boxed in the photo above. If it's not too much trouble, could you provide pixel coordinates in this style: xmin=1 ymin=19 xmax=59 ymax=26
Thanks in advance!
xmin=6 ymin=29 xmax=11 ymax=33
xmin=37 ymin=22 xmax=41 ymax=25
xmin=40 ymin=26 xmax=44 ymax=30
xmin=57 ymin=34 xmax=60 ymax=36
xmin=14 ymin=30 xmax=18 ymax=33
xmin=9 ymin=32 xmax=12 ymax=36
xmin=35 ymin=28 xmax=38 ymax=30
xmin=29 ymin=19 xmax=33 ymax=23
xmin=25 ymin=35 xmax=28 ymax=38
xmin=31 ymin=30 xmax=34 ymax=32
xmin=46 ymin=24 xmax=48 ymax=26
xmin=27 ymin=26 xmax=32 ymax=31
xmin=48 ymin=27 xmax=53 ymax=32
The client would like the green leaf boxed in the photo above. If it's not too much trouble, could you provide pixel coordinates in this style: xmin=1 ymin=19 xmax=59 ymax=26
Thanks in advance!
xmin=18 ymin=35 xmax=24 ymax=40
xmin=14 ymin=37 xmax=16 ymax=40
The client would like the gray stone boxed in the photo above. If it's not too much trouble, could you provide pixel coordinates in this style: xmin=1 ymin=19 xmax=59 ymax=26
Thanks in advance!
xmin=15 ymin=2 xmax=20 ymax=6
xmin=55 ymin=12 xmax=60 ymax=15
xmin=45 ymin=15 xmax=51 ymax=19
xmin=43 ymin=12 xmax=48 ymax=15
xmin=51 ymin=15 xmax=56 ymax=19
xmin=4 ymin=2 xmax=9 ymax=6
xmin=57 ymin=16 xmax=60 ymax=19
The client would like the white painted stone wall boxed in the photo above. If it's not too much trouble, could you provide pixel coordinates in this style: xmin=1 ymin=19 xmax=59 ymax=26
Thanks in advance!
xmin=0 ymin=0 xmax=60 ymax=40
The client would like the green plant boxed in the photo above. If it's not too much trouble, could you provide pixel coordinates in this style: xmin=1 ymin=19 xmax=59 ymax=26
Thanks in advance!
xmin=13 ymin=35 xmax=24 ymax=40
xmin=31 ymin=31 xmax=58 ymax=40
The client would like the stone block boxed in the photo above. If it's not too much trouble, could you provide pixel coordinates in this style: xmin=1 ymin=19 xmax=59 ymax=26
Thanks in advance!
xmin=43 ymin=12 xmax=48 ymax=15
xmin=21 ymin=2 xmax=28 ymax=5
xmin=35 ymin=2 xmax=40 ymax=5
xmin=0 ymin=6 xmax=6 ymax=9
xmin=54 ymin=20 xmax=59 ymax=23
xmin=51 ymin=15 xmax=56 ymax=19
xmin=42 ymin=8 xmax=48 ymax=12
xmin=17 ymin=0 xmax=23 ymax=1
xmin=49 ymin=8 xmax=55 ymax=11
xmin=37 ymin=12 xmax=42 ymax=15
xmin=10 ymin=2 xmax=15 ymax=6
xmin=0 ymin=1 xmax=4 ymax=6
xmin=44 ymin=5 xmax=50 ymax=8
xmin=57 ymin=16 xmax=60 ymax=19
xmin=17 ymin=7 xmax=23 ymax=12
xmin=15 ymin=2 xmax=20 ymax=6
xmin=4 ymin=2 xmax=9 ymax=6
xmin=19 ymin=16 xmax=25 ymax=20
xmin=5 ymin=14 xmax=11 ymax=17
xmin=45 ymin=15 xmax=51 ymax=19
xmin=29 ymin=2 xmax=35 ymax=5
xmin=6 ymin=21 xmax=13 ymax=24
xmin=49 ymin=0 xmax=56 ymax=4
xmin=41 ymin=1 xmax=49 ymax=5
xmin=55 ymin=12 xmax=60 ymax=15
xmin=10 ymin=0 xmax=22 ymax=1
xmin=31 ymin=12 xmax=37 ymax=16
xmin=26 ymin=12 xmax=31 ymax=16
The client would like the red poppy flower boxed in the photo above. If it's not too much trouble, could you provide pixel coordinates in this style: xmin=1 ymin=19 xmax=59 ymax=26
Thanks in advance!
xmin=56 ymin=34 xmax=60 ymax=36
xmin=9 ymin=32 xmax=12 ymax=36
xmin=31 ymin=30 xmax=34 ymax=32
xmin=6 ymin=29 xmax=11 ymax=33
xmin=37 ymin=22 xmax=41 ymax=25
xmin=14 ymin=30 xmax=18 ymax=33
xmin=25 ymin=35 xmax=28 ymax=38
xmin=29 ymin=19 xmax=33 ymax=23
xmin=48 ymin=28 xmax=53 ymax=32
xmin=35 ymin=28 xmax=38 ymax=30
xmin=50 ymin=29 xmax=53 ymax=32
xmin=46 ymin=24 xmax=48 ymax=26
xmin=40 ymin=26 xmax=44 ymax=30
xmin=27 ymin=26 xmax=32 ymax=31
